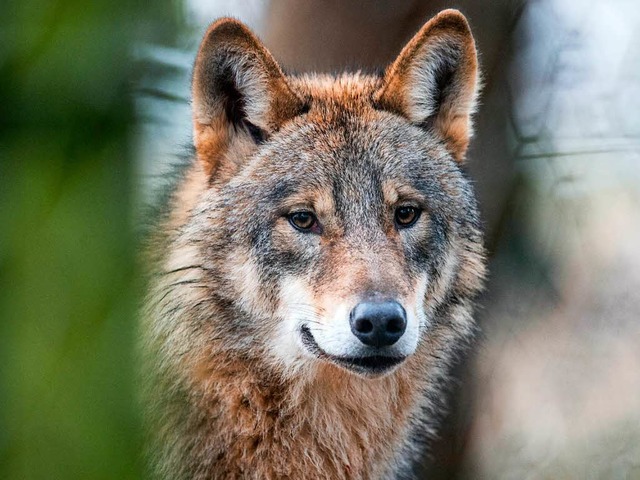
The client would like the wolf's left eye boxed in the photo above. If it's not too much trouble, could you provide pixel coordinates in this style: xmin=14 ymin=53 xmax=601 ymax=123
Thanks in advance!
xmin=288 ymin=211 xmax=321 ymax=234
xmin=395 ymin=206 xmax=421 ymax=228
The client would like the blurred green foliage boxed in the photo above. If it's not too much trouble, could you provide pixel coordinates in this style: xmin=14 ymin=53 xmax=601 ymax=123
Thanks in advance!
xmin=0 ymin=1 xmax=179 ymax=478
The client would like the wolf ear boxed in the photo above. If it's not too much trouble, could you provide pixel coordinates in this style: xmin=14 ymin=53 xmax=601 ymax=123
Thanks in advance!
xmin=192 ymin=18 xmax=307 ymax=176
xmin=374 ymin=10 xmax=479 ymax=162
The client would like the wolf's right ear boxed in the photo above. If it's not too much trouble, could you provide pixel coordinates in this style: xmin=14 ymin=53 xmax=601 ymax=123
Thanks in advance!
xmin=192 ymin=19 xmax=307 ymax=176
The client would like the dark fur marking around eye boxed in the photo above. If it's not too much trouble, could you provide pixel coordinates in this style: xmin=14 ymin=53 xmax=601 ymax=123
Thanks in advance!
xmin=430 ymin=214 xmax=449 ymax=248
xmin=406 ymin=212 xmax=449 ymax=279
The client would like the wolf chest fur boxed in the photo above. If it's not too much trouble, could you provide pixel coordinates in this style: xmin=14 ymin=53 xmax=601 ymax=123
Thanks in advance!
xmin=143 ymin=9 xmax=486 ymax=480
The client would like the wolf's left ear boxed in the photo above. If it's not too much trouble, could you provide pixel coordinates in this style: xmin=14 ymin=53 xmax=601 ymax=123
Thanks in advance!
xmin=374 ymin=9 xmax=479 ymax=162
xmin=192 ymin=18 xmax=307 ymax=176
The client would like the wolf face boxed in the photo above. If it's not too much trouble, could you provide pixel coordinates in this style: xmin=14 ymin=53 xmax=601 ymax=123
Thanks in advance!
xmin=214 ymin=104 xmax=477 ymax=377
xmin=167 ymin=11 xmax=482 ymax=379
xmin=145 ymin=10 xmax=485 ymax=478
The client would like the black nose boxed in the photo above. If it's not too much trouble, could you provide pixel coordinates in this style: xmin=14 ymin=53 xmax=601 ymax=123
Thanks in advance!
xmin=349 ymin=300 xmax=407 ymax=348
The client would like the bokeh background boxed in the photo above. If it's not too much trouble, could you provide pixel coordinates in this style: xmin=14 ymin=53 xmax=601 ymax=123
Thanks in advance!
xmin=2 ymin=1 xmax=639 ymax=478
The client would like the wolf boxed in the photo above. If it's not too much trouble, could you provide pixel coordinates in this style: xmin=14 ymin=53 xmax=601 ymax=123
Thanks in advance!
xmin=142 ymin=9 xmax=485 ymax=479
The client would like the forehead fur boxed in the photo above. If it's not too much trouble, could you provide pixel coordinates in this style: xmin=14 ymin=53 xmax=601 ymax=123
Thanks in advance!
xmin=230 ymin=71 xmax=458 ymax=195
xmin=284 ymin=72 xmax=453 ymax=162
xmin=291 ymin=72 xmax=381 ymax=112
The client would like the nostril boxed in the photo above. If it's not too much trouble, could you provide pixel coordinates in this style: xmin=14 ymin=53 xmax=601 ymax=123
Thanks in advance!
xmin=386 ymin=317 xmax=405 ymax=334
xmin=354 ymin=318 xmax=374 ymax=334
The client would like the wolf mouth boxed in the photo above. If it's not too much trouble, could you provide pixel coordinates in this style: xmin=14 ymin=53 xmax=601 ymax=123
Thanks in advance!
xmin=300 ymin=325 xmax=406 ymax=375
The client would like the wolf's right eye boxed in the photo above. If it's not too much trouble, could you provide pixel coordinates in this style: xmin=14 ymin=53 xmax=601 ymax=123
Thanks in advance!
xmin=288 ymin=211 xmax=320 ymax=234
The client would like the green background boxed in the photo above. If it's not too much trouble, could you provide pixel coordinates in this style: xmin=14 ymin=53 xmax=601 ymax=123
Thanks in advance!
xmin=0 ymin=1 xmax=179 ymax=478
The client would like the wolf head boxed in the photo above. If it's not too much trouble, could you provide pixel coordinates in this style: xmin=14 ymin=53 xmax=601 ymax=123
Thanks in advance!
xmin=162 ymin=10 xmax=484 ymax=380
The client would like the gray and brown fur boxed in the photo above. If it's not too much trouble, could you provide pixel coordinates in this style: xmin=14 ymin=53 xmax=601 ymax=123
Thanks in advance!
xmin=142 ymin=9 xmax=486 ymax=479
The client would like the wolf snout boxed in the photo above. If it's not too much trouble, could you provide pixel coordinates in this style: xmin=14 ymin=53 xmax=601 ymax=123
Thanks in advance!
xmin=349 ymin=300 xmax=407 ymax=348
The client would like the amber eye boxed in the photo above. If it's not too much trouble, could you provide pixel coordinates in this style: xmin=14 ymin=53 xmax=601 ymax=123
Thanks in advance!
xmin=395 ymin=206 xmax=421 ymax=228
xmin=288 ymin=211 xmax=320 ymax=233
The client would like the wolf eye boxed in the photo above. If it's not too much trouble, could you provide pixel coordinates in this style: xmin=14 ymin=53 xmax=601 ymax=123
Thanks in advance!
xmin=395 ymin=206 xmax=421 ymax=228
xmin=288 ymin=211 xmax=320 ymax=233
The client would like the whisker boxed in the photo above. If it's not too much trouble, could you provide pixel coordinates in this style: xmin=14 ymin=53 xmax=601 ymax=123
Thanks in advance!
xmin=160 ymin=265 xmax=214 ymax=275
xmin=151 ymin=282 xmax=210 ymax=307
xmin=165 ymin=279 xmax=207 ymax=288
